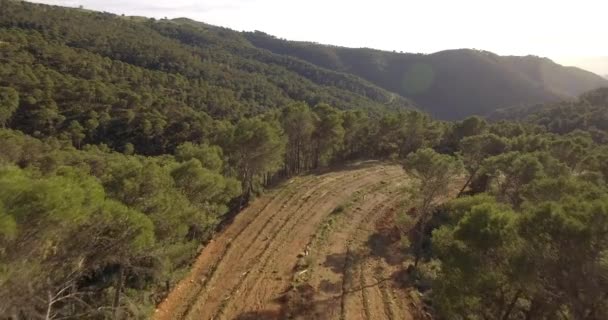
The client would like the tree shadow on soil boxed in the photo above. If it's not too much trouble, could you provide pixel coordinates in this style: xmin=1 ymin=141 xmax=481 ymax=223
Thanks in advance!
xmin=312 ymin=159 xmax=385 ymax=176
xmin=322 ymin=252 xmax=347 ymax=273
xmin=234 ymin=260 xmax=413 ymax=320
xmin=366 ymin=231 xmax=407 ymax=266
xmin=234 ymin=273 xmax=412 ymax=319
xmin=234 ymin=284 xmax=342 ymax=320
xmin=236 ymin=205 xmax=414 ymax=320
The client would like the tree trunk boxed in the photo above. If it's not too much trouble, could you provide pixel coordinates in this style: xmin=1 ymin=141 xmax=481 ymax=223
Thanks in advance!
xmin=457 ymin=169 xmax=477 ymax=197
xmin=413 ymin=221 xmax=425 ymax=267
xmin=584 ymin=292 xmax=608 ymax=319
xmin=413 ymin=239 xmax=423 ymax=266
xmin=113 ymin=265 xmax=124 ymax=319
xmin=501 ymin=290 xmax=522 ymax=320
xmin=524 ymin=298 xmax=541 ymax=320
xmin=45 ymin=291 xmax=53 ymax=320
xmin=296 ymin=140 xmax=301 ymax=174
xmin=412 ymin=198 xmax=433 ymax=267
xmin=248 ymin=174 xmax=254 ymax=198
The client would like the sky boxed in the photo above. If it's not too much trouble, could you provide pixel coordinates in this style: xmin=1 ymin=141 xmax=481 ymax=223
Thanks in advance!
xmin=30 ymin=0 xmax=608 ymax=75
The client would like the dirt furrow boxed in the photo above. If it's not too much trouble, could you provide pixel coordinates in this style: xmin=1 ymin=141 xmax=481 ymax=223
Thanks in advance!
xmin=341 ymin=246 xmax=366 ymax=319
xmin=361 ymin=202 xmax=415 ymax=320
xmin=361 ymin=260 xmax=393 ymax=320
xmin=339 ymin=188 xmax=411 ymax=320
xmin=286 ymin=172 xmax=408 ymax=320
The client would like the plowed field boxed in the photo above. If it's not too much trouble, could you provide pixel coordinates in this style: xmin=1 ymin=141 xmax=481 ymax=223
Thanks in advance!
xmin=155 ymin=162 xmax=425 ymax=320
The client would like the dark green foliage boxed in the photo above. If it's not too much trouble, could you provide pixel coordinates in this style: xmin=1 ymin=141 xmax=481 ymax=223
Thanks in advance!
xmin=311 ymin=103 xmax=345 ymax=167
xmin=432 ymin=188 xmax=608 ymax=319
xmin=228 ymin=116 xmax=286 ymax=196
xmin=481 ymin=152 xmax=548 ymax=207
xmin=403 ymin=148 xmax=463 ymax=266
xmin=426 ymin=105 xmax=608 ymax=318
xmin=432 ymin=197 xmax=524 ymax=319
xmin=0 ymin=163 xmax=155 ymax=319
xmin=0 ymin=130 xmax=240 ymax=318
xmin=492 ymin=87 xmax=608 ymax=141
xmin=457 ymin=133 xmax=508 ymax=195
xmin=175 ymin=142 xmax=224 ymax=172
xmin=0 ymin=86 xmax=19 ymax=128
xmin=280 ymin=102 xmax=316 ymax=175
xmin=374 ymin=111 xmax=443 ymax=158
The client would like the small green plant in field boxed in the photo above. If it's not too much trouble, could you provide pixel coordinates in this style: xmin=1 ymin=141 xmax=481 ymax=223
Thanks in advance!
xmin=317 ymin=215 xmax=338 ymax=242
xmin=400 ymin=236 xmax=411 ymax=250
xmin=293 ymin=255 xmax=315 ymax=285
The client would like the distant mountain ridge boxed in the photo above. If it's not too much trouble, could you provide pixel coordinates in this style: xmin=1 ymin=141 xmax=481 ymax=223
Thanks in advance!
xmin=244 ymin=32 xmax=608 ymax=119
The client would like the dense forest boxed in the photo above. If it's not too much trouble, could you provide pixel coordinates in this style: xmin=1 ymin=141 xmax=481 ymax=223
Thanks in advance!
xmin=1 ymin=1 xmax=607 ymax=319
xmin=400 ymin=97 xmax=608 ymax=318
xmin=491 ymin=87 xmax=608 ymax=138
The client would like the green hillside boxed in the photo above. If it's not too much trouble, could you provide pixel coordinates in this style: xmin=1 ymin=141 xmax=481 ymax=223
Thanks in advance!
xmin=0 ymin=0 xmax=416 ymax=154
xmin=492 ymin=87 xmax=608 ymax=137
xmin=244 ymin=31 xmax=608 ymax=119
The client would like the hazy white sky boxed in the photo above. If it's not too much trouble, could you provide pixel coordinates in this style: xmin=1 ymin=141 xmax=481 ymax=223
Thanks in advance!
xmin=30 ymin=0 xmax=608 ymax=74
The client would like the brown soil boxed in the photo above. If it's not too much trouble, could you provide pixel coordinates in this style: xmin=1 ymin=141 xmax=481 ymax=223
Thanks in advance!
xmin=154 ymin=162 xmax=426 ymax=320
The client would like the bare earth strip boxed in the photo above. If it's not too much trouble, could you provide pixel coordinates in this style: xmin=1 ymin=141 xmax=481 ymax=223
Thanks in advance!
xmin=292 ymin=169 xmax=417 ymax=320
xmin=154 ymin=162 xmax=419 ymax=320
xmin=291 ymin=173 xmax=407 ymax=320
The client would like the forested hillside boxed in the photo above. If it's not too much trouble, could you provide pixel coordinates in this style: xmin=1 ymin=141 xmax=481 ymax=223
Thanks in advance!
xmin=0 ymin=0 xmax=415 ymax=155
xmin=491 ymin=87 xmax=608 ymax=139
xmin=1 ymin=1 xmax=608 ymax=319
xmin=402 ymin=89 xmax=608 ymax=319
xmin=245 ymin=31 xmax=608 ymax=119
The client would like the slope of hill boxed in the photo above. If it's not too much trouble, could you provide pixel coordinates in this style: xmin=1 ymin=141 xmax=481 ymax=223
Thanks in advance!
xmin=499 ymin=55 xmax=608 ymax=97
xmin=0 ymin=0 xmax=414 ymax=154
xmin=491 ymin=87 xmax=608 ymax=136
xmin=244 ymin=32 xmax=608 ymax=119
